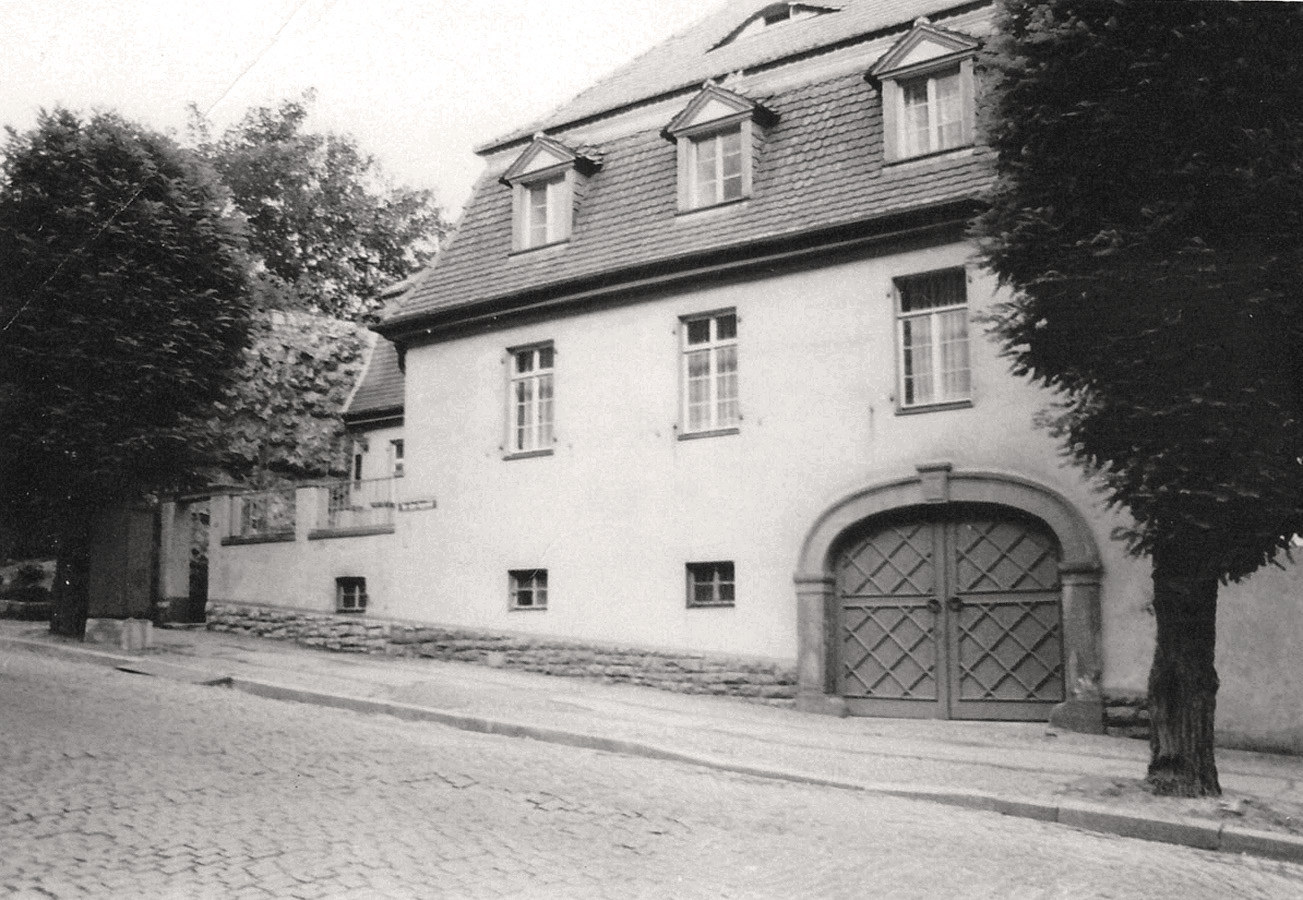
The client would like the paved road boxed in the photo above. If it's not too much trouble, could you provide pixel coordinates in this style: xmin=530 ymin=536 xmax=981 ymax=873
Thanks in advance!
xmin=3 ymin=652 xmax=1302 ymax=900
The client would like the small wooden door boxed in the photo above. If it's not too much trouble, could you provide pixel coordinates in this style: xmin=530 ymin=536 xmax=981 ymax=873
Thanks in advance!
xmin=836 ymin=505 xmax=1064 ymax=720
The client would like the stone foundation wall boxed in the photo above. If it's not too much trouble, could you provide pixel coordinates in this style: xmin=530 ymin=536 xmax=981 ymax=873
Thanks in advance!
xmin=206 ymin=602 xmax=798 ymax=703
xmin=1104 ymin=692 xmax=1151 ymax=740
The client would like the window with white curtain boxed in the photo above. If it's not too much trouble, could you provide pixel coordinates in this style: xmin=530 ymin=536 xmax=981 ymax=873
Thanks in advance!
xmin=681 ymin=311 xmax=739 ymax=434
xmin=896 ymin=269 xmax=970 ymax=409
xmin=508 ymin=343 xmax=554 ymax=453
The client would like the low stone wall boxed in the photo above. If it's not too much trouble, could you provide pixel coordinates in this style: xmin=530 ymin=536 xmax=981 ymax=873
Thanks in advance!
xmin=206 ymin=602 xmax=798 ymax=703
xmin=1104 ymin=692 xmax=1151 ymax=741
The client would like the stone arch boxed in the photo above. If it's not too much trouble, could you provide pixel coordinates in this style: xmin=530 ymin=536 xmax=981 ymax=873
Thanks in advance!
xmin=793 ymin=463 xmax=1104 ymax=732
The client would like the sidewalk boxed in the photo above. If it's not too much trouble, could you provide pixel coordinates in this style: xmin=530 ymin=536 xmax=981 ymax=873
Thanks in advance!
xmin=3 ymin=619 xmax=1302 ymax=864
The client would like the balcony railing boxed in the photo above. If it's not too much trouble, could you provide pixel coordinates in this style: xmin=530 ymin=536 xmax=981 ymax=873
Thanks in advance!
xmin=320 ymin=477 xmax=397 ymax=532
xmin=229 ymin=489 xmax=296 ymax=540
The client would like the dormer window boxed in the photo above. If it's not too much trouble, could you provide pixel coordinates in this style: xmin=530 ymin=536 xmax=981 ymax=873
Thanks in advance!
xmin=869 ymin=22 xmax=979 ymax=164
xmin=664 ymin=85 xmax=777 ymax=213
xmin=500 ymin=135 xmax=600 ymax=252
xmin=715 ymin=4 xmax=838 ymax=47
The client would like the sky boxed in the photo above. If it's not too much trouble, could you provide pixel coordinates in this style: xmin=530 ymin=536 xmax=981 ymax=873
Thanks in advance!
xmin=0 ymin=0 xmax=716 ymax=214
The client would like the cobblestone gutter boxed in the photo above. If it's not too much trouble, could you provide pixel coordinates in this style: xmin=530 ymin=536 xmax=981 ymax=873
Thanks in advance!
xmin=206 ymin=603 xmax=798 ymax=703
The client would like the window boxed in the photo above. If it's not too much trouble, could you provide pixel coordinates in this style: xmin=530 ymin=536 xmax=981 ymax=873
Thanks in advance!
xmin=389 ymin=439 xmax=404 ymax=478
xmin=869 ymin=22 xmax=978 ymax=164
xmin=336 ymin=577 xmax=367 ymax=613
xmin=687 ymin=562 xmax=735 ymax=607
xmin=681 ymin=312 xmax=739 ymax=434
xmin=509 ymin=569 xmax=548 ymax=610
xmin=508 ymin=344 xmax=555 ymax=454
xmin=520 ymin=175 xmax=570 ymax=249
xmin=688 ymin=127 xmax=744 ymax=208
xmin=665 ymin=85 xmax=773 ymax=213
xmin=896 ymin=269 xmax=970 ymax=409
xmin=352 ymin=451 xmax=364 ymax=483
xmin=899 ymin=68 xmax=964 ymax=157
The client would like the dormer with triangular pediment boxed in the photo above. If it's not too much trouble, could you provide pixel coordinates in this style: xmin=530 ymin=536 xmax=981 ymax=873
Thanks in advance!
xmin=500 ymin=135 xmax=602 ymax=252
xmin=663 ymin=84 xmax=777 ymax=213
xmin=868 ymin=20 xmax=980 ymax=163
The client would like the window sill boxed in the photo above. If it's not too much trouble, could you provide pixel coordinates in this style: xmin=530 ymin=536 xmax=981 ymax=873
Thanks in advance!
xmin=335 ymin=608 xmax=367 ymax=615
xmin=687 ymin=602 xmax=736 ymax=609
xmin=677 ymin=427 xmax=740 ymax=441
xmin=221 ymin=532 xmax=295 ymax=546
xmin=308 ymin=525 xmax=396 ymax=540
xmin=896 ymin=399 xmax=973 ymax=416
xmin=508 ymin=239 xmax=570 ymax=257
xmin=675 ymin=196 xmax=748 ymax=218
xmin=503 ymin=448 xmax=554 ymax=461
xmin=509 ymin=605 xmax=548 ymax=612
xmin=884 ymin=144 xmax=975 ymax=168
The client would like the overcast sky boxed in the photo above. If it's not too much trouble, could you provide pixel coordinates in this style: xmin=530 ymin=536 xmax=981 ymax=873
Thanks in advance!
xmin=1 ymin=0 xmax=715 ymax=214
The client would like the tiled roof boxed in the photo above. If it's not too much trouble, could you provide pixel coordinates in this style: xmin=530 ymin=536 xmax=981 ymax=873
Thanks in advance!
xmin=483 ymin=0 xmax=984 ymax=151
xmin=344 ymin=335 xmax=403 ymax=421
xmin=387 ymin=0 xmax=993 ymax=332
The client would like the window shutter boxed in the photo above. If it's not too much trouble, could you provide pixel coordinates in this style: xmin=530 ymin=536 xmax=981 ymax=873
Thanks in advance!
xmin=959 ymin=58 xmax=976 ymax=147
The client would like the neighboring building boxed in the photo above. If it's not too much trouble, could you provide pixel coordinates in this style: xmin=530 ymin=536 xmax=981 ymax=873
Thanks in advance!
xmin=206 ymin=0 xmax=1303 ymax=751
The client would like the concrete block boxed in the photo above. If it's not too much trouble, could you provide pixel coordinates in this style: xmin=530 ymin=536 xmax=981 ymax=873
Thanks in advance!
xmin=1058 ymin=802 xmax=1221 ymax=851
xmin=1219 ymin=826 xmax=1303 ymax=863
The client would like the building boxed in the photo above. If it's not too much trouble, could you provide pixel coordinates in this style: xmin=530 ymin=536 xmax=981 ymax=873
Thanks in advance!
xmin=203 ymin=0 xmax=1303 ymax=751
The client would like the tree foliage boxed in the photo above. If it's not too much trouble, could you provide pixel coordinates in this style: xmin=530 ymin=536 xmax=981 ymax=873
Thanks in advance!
xmin=976 ymin=0 xmax=1303 ymax=796
xmin=978 ymin=0 xmax=1303 ymax=580
xmin=190 ymin=91 xmax=445 ymax=322
xmin=0 ymin=108 xmax=255 ymax=521
xmin=207 ymin=309 xmax=371 ymax=486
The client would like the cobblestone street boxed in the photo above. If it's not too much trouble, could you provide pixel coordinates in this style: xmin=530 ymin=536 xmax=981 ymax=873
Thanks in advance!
xmin=3 ymin=652 xmax=1302 ymax=899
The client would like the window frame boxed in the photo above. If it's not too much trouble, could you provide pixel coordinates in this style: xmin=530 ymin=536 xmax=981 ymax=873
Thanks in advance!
xmin=686 ymin=561 xmax=736 ymax=608
xmin=509 ymin=569 xmax=548 ymax=610
xmin=893 ymin=268 xmax=972 ymax=412
xmin=881 ymin=56 xmax=975 ymax=164
xmin=675 ymin=116 xmax=755 ymax=212
xmin=336 ymin=576 xmax=367 ymax=614
xmin=505 ymin=342 xmax=556 ymax=457
xmin=679 ymin=310 xmax=740 ymax=438
xmin=511 ymin=168 xmax=574 ymax=252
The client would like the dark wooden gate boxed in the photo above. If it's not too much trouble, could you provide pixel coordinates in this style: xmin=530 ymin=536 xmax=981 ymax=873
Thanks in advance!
xmin=836 ymin=505 xmax=1064 ymax=720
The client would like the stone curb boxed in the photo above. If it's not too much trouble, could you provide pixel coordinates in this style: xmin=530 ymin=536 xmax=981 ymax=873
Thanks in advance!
xmin=5 ymin=632 xmax=1302 ymax=865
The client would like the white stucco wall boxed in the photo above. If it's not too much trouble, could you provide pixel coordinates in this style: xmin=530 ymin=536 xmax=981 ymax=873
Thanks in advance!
xmin=349 ymin=423 xmax=405 ymax=482
xmin=393 ymin=239 xmax=1159 ymax=676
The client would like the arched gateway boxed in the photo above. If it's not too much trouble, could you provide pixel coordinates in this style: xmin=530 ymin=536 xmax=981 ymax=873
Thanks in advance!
xmin=794 ymin=464 xmax=1105 ymax=732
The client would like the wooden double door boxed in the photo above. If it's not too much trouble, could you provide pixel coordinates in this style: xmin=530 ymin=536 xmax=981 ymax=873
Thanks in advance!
xmin=835 ymin=505 xmax=1064 ymax=720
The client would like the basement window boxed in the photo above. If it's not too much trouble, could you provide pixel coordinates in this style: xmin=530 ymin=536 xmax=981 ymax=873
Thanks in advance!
xmin=336 ymin=577 xmax=367 ymax=613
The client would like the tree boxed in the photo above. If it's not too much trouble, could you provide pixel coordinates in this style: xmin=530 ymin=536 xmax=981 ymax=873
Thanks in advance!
xmin=976 ymin=0 xmax=1303 ymax=796
xmin=190 ymin=91 xmax=445 ymax=322
xmin=0 ymin=109 xmax=255 ymax=637
xmin=207 ymin=309 xmax=371 ymax=486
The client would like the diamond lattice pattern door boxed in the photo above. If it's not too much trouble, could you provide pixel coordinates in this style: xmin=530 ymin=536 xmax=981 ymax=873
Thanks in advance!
xmin=836 ymin=520 xmax=943 ymax=717
xmin=948 ymin=515 xmax=1064 ymax=719
xmin=836 ymin=507 xmax=1064 ymax=720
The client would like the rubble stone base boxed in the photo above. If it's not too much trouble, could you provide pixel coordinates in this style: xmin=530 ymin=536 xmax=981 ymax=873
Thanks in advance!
xmin=206 ymin=602 xmax=797 ymax=704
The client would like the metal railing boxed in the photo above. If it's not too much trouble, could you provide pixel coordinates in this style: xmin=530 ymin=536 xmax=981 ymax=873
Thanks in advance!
xmin=320 ymin=477 xmax=397 ymax=532
xmin=229 ymin=489 xmax=296 ymax=539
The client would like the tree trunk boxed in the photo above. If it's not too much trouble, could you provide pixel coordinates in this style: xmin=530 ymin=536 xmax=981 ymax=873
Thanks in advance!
xmin=1146 ymin=544 xmax=1221 ymax=797
xmin=47 ymin=515 xmax=91 ymax=639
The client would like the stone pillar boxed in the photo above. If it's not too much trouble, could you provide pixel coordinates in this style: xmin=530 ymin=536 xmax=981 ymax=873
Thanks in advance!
xmin=793 ymin=574 xmax=847 ymax=716
xmin=155 ymin=500 xmax=189 ymax=621
xmin=296 ymin=485 xmax=322 ymax=541
xmin=1049 ymin=562 xmax=1105 ymax=733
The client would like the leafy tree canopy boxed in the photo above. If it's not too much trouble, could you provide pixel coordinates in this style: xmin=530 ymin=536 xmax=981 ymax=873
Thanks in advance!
xmin=978 ymin=0 xmax=1303 ymax=584
xmin=0 ymin=108 xmax=255 ymax=527
xmin=207 ymin=309 xmax=372 ymax=487
xmin=190 ymin=90 xmax=445 ymax=322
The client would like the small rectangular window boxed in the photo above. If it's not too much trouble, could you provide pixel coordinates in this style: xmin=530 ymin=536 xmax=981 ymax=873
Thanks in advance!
xmin=519 ymin=176 xmax=569 ymax=249
xmin=896 ymin=269 xmax=970 ymax=409
xmin=336 ymin=577 xmax=367 ymax=613
xmin=508 ymin=343 xmax=555 ymax=454
xmin=689 ymin=127 xmax=745 ymax=208
xmin=390 ymin=439 xmax=404 ymax=478
xmin=509 ymin=569 xmax=548 ymax=610
xmin=687 ymin=562 xmax=735 ymax=607
xmin=681 ymin=312 xmax=739 ymax=435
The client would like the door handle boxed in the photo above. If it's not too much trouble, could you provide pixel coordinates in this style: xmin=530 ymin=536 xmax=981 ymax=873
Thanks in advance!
xmin=926 ymin=597 xmax=941 ymax=615
xmin=947 ymin=596 xmax=964 ymax=613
